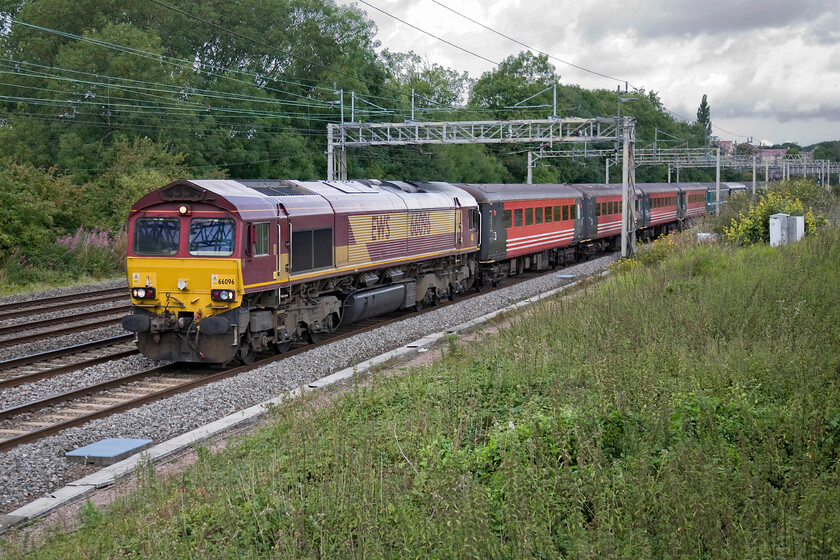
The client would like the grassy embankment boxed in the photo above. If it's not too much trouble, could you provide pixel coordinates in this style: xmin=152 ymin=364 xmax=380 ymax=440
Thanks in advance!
xmin=4 ymin=227 xmax=840 ymax=558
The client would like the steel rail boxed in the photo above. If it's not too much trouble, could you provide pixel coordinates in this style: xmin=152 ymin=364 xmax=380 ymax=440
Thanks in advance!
xmin=1 ymin=350 xmax=138 ymax=391
xmin=0 ymin=318 xmax=125 ymax=350
xmin=0 ymin=293 xmax=128 ymax=322
xmin=0 ymin=306 xmax=131 ymax=338
xmin=0 ymin=287 xmax=126 ymax=315
xmin=0 ymin=334 xmax=134 ymax=372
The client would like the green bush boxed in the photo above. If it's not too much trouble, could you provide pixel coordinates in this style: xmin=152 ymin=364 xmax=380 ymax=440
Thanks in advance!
xmin=723 ymin=190 xmax=826 ymax=245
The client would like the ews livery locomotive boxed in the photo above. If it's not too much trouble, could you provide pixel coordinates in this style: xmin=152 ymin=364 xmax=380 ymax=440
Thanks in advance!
xmin=122 ymin=179 xmax=746 ymax=363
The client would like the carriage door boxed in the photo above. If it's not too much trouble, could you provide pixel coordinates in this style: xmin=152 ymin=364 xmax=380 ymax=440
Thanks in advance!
xmin=579 ymin=197 xmax=596 ymax=239
xmin=453 ymin=197 xmax=463 ymax=249
xmin=573 ymin=198 xmax=584 ymax=241
xmin=275 ymin=204 xmax=290 ymax=283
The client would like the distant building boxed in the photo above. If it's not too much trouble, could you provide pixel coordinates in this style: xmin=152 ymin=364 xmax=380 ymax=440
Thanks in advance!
xmin=759 ymin=148 xmax=788 ymax=160
xmin=719 ymin=140 xmax=734 ymax=155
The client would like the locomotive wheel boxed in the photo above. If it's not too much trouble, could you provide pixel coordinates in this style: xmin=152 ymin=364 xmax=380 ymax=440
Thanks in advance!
xmin=239 ymin=342 xmax=256 ymax=364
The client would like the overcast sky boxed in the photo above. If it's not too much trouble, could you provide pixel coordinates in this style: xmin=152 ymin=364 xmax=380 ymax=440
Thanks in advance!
xmin=341 ymin=0 xmax=840 ymax=147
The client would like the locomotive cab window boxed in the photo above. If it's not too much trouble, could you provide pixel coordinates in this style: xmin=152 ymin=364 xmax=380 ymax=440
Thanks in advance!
xmin=134 ymin=217 xmax=180 ymax=256
xmin=188 ymin=218 xmax=236 ymax=256
xmin=253 ymin=222 xmax=270 ymax=256
xmin=469 ymin=209 xmax=479 ymax=229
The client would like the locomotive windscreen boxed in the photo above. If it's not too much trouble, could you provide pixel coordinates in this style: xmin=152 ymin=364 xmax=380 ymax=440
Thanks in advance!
xmin=134 ymin=218 xmax=180 ymax=256
xmin=188 ymin=218 xmax=236 ymax=256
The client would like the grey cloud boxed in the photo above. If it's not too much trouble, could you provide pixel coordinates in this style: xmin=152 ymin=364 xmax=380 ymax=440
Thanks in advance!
xmin=579 ymin=0 xmax=839 ymax=42
xmin=716 ymin=98 xmax=840 ymax=122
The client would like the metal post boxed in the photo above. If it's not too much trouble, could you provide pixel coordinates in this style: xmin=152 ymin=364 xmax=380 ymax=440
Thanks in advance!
xmin=339 ymin=147 xmax=347 ymax=181
xmin=765 ymin=160 xmax=769 ymax=182
xmin=351 ymin=91 xmax=355 ymax=123
xmin=667 ymin=164 xmax=671 ymax=184
xmin=715 ymin=147 xmax=721 ymax=216
xmin=527 ymin=151 xmax=533 ymax=184
xmin=620 ymin=117 xmax=635 ymax=258
xmin=327 ymin=124 xmax=335 ymax=181
xmin=752 ymin=153 xmax=756 ymax=195
xmin=411 ymin=88 xmax=415 ymax=121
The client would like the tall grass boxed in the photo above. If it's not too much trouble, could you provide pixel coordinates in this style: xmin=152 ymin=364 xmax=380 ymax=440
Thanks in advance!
xmin=4 ymin=229 xmax=840 ymax=558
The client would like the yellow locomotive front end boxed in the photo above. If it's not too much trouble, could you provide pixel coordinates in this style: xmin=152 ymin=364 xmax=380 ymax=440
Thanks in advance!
xmin=122 ymin=197 xmax=249 ymax=363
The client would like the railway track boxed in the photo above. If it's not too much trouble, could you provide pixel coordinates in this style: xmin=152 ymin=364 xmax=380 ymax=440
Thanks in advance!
xmin=0 ymin=290 xmax=475 ymax=453
xmin=0 ymin=335 xmax=137 ymax=389
xmin=0 ymin=310 xmax=128 ymax=349
xmin=0 ymin=287 xmax=126 ymax=321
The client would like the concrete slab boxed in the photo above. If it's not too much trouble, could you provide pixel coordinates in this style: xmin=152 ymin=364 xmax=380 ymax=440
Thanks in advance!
xmin=66 ymin=438 xmax=153 ymax=466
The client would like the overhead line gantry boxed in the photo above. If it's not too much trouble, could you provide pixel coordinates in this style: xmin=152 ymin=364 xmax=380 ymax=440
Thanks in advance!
xmin=326 ymin=117 xmax=638 ymax=256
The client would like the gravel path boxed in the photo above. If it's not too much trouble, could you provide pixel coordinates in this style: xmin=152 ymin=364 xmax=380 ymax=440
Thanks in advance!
xmin=0 ymin=256 xmax=614 ymax=513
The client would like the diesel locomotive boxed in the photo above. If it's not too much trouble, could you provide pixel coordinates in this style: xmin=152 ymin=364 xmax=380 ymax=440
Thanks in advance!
xmin=121 ymin=179 xmax=747 ymax=363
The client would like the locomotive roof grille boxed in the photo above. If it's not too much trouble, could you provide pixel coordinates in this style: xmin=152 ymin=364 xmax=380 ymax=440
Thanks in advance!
xmin=240 ymin=180 xmax=315 ymax=197
xmin=160 ymin=183 xmax=205 ymax=201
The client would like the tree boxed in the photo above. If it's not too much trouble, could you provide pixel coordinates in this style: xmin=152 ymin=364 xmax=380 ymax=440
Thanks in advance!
xmin=813 ymin=141 xmax=840 ymax=162
xmin=470 ymin=51 xmax=559 ymax=120
xmin=696 ymin=94 xmax=711 ymax=143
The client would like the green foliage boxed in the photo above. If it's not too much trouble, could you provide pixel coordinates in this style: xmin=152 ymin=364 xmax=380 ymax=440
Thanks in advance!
xmin=0 ymin=161 xmax=79 ymax=260
xmin=723 ymin=181 xmax=830 ymax=245
xmin=696 ymin=93 xmax=711 ymax=139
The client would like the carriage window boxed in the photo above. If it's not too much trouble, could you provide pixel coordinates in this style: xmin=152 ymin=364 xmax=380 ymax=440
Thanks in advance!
xmin=619 ymin=201 xmax=623 ymax=213
xmin=134 ymin=218 xmax=180 ymax=256
xmin=609 ymin=202 xmax=615 ymax=215
xmin=535 ymin=207 xmax=543 ymax=224
xmin=562 ymin=205 xmax=569 ymax=221
xmin=189 ymin=218 xmax=236 ymax=256
xmin=554 ymin=206 xmax=562 ymax=221
xmin=545 ymin=206 xmax=552 ymax=222
xmin=503 ymin=209 xmax=512 ymax=228
xmin=525 ymin=208 xmax=534 ymax=226
xmin=253 ymin=222 xmax=269 ymax=256
xmin=514 ymin=209 xmax=523 ymax=227
xmin=596 ymin=203 xmax=601 ymax=217
xmin=571 ymin=205 xmax=577 ymax=219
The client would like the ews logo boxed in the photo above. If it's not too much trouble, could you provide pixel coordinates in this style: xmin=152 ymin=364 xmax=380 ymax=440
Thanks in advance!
xmin=371 ymin=215 xmax=391 ymax=240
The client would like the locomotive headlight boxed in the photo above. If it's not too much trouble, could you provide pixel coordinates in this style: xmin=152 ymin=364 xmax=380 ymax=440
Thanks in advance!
xmin=178 ymin=204 xmax=191 ymax=216
xmin=131 ymin=287 xmax=156 ymax=300
xmin=210 ymin=289 xmax=235 ymax=302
